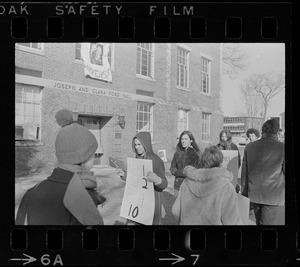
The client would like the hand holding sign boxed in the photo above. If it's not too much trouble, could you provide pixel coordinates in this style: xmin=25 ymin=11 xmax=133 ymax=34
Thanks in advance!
xmin=120 ymin=158 xmax=155 ymax=225
xmin=146 ymin=171 xmax=161 ymax=185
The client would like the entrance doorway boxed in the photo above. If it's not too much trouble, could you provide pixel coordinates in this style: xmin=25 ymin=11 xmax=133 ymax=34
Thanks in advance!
xmin=77 ymin=115 xmax=111 ymax=165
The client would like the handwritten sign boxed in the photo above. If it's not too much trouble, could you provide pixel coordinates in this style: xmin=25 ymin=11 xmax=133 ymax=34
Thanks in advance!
xmin=120 ymin=158 xmax=155 ymax=225
xmin=221 ymin=150 xmax=238 ymax=187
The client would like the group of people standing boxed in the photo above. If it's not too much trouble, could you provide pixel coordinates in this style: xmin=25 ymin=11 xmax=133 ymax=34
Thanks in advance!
xmin=170 ymin=130 xmax=243 ymax=225
xmin=16 ymin=109 xmax=284 ymax=226
xmin=171 ymin=119 xmax=285 ymax=226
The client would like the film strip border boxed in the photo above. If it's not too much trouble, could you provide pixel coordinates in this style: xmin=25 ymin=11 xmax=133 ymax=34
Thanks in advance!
xmin=0 ymin=1 xmax=295 ymax=266
xmin=3 ymin=226 xmax=299 ymax=265
xmin=0 ymin=2 xmax=292 ymax=41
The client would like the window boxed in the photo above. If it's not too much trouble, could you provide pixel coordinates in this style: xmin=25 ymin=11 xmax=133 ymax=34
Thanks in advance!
xmin=177 ymin=109 xmax=189 ymax=138
xmin=177 ymin=47 xmax=189 ymax=88
xmin=136 ymin=43 xmax=154 ymax=78
xmin=15 ymin=84 xmax=42 ymax=140
xmin=201 ymin=57 xmax=211 ymax=94
xmin=16 ymin=67 xmax=43 ymax=78
xmin=17 ymin=43 xmax=43 ymax=50
xmin=75 ymin=43 xmax=81 ymax=60
xmin=136 ymin=102 xmax=153 ymax=138
xmin=202 ymin=113 xmax=211 ymax=141
xmin=16 ymin=43 xmax=44 ymax=55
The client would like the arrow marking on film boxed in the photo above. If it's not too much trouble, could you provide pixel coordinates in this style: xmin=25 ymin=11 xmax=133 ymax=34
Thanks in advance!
xmin=159 ymin=253 xmax=185 ymax=265
xmin=10 ymin=253 xmax=37 ymax=265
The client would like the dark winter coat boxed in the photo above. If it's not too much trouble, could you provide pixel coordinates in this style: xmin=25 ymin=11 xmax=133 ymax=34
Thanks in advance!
xmin=132 ymin=132 xmax=168 ymax=225
xmin=170 ymin=146 xmax=201 ymax=191
xmin=217 ymin=140 xmax=241 ymax=168
xmin=15 ymin=168 xmax=102 ymax=225
xmin=241 ymin=133 xmax=285 ymax=205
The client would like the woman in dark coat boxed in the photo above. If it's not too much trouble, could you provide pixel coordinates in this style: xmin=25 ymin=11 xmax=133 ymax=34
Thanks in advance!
xmin=170 ymin=131 xmax=202 ymax=196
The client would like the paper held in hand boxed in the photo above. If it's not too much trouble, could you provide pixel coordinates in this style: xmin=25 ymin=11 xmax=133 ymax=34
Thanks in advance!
xmin=109 ymin=157 xmax=126 ymax=171
xmin=120 ymin=158 xmax=155 ymax=225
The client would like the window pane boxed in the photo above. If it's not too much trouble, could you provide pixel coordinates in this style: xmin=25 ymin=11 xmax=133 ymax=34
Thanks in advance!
xmin=147 ymin=53 xmax=151 ymax=76
xmin=15 ymin=84 xmax=41 ymax=140
xmin=18 ymin=43 xmax=31 ymax=48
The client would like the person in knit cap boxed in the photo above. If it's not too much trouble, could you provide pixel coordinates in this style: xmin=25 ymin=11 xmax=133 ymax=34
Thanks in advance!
xmin=16 ymin=109 xmax=104 ymax=225
xmin=172 ymin=145 xmax=243 ymax=225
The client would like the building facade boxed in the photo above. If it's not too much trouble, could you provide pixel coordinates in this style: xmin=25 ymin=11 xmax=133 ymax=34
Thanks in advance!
xmin=223 ymin=116 xmax=264 ymax=136
xmin=15 ymin=43 xmax=224 ymax=170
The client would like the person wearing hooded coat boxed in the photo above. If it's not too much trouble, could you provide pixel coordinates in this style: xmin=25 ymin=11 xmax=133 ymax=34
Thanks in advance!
xmin=15 ymin=109 xmax=105 ymax=225
xmin=172 ymin=145 xmax=243 ymax=225
xmin=117 ymin=131 xmax=168 ymax=225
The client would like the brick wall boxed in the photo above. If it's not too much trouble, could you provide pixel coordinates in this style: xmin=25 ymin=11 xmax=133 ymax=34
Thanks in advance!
xmin=15 ymin=43 xmax=224 ymax=171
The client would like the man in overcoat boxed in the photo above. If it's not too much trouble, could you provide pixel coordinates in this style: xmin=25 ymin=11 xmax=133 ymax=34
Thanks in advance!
xmin=241 ymin=119 xmax=285 ymax=225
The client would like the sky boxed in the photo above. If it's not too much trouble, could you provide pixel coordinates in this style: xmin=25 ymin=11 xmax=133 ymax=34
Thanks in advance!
xmin=221 ymin=43 xmax=285 ymax=117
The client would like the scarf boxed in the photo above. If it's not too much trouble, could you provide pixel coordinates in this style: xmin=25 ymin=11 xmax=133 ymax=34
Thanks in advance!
xmin=219 ymin=140 xmax=232 ymax=150
xmin=57 ymin=163 xmax=103 ymax=225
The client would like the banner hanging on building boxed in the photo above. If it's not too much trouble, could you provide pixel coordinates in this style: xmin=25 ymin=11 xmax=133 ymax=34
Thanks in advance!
xmin=81 ymin=43 xmax=112 ymax=82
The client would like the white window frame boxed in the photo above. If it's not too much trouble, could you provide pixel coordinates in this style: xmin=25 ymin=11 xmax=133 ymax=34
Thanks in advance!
xmin=136 ymin=43 xmax=155 ymax=80
xmin=75 ymin=43 xmax=115 ymax=70
xmin=15 ymin=43 xmax=44 ymax=55
xmin=177 ymin=108 xmax=189 ymax=138
xmin=75 ymin=43 xmax=82 ymax=61
xmin=176 ymin=45 xmax=190 ymax=90
xmin=200 ymin=53 xmax=212 ymax=94
xmin=136 ymin=101 xmax=154 ymax=139
xmin=201 ymin=112 xmax=211 ymax=141
xmin=15 ymin=83 xmax=42 ymax=140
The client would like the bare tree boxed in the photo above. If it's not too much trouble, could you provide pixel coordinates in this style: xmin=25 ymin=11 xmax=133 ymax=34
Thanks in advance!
xmin=239 ymin=82 xmax=264 ymax=130
xmin=221 ymin=43 xmax=249 ymax=79
xmin=244 ymin=71 xmax=285 ymax=122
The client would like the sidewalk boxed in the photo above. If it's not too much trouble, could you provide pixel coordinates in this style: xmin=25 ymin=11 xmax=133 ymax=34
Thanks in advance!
xmin=14 ymin=165 xmax=178 ymax=225
xmin=15 ymin=165 xmax=282 ymax=226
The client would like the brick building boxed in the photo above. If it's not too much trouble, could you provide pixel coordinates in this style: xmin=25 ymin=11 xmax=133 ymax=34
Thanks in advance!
xmin=223 ymin=116 xmax=264 ymax=136
xmin=15 ymin=43 xmax=223 ymax=170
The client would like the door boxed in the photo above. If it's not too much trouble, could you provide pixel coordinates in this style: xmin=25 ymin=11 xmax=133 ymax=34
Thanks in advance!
xmin=78 ymin=116 xmax=103 ymax=165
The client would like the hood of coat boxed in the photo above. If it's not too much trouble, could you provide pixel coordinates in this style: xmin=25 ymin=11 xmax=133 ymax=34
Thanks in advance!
xmin=184 ymin=167 xmax=233 ymax=197
xmin=132 ymin=132 xmax=154 ymax=157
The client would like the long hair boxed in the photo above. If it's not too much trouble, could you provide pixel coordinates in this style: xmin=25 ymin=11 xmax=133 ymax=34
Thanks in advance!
xmin=219 ymin=129 xmax=233 ymax=142
xmin=176 ymin=130 xmax=201 ymax=152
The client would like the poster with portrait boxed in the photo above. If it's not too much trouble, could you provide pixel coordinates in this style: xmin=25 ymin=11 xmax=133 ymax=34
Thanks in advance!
xmin=81 ymin=43 xmax=112 ymax=82
xmin=120 ymin=158 xmax=155 ymax=225
xmin=221 ymin=150 xmax=239 ymax=187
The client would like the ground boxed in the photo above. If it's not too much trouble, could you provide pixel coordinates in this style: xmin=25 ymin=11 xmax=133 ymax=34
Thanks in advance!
xmin=15 ymin=165 xmax=179 ymax=225
xmin=15 ymin=164 xmax=283 ymax=225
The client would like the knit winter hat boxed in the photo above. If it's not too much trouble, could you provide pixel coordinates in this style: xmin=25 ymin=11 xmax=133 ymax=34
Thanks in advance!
xmin=55 ymin=109 xmax=74 ymax=127
xmin=55 ymin=109 xmax=98 ymax=164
